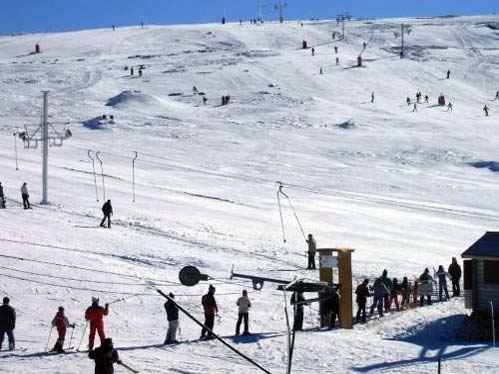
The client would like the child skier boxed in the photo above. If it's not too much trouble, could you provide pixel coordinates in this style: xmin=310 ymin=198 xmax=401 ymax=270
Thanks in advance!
xmin=51 ymin=307 xmax=75 ymax=352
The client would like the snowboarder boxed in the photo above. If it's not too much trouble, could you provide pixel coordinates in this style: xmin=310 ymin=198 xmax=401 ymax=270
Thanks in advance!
xmin=418 ymin=268 xmax=433 ymax=306
xmin=130 ymin=67 xmax=134 ymax=76
xmin=291 ymin=291 xmax=305 ymax=331
xmin=0 ymin=182 xmax=5 ymax=209
xmin=0 ymin=297 xmax=15 ymax=351
xmin=448 ymin=257 xmax=462 ymax=297
xmin=202 ymin=96 xmax=208 ymax=106
xmin=371 ymin=92 xmax=375 ymax=103
xmin=388 ymin=278 xmax=400 ymax=311
xmin=381 ymin=270 xmax=393 ymax=313
xmin=100 ymin=200 xmax=113 ymax=228
xmin=369 ymin=277 xmax=388 ymax=317
xmin=164 ymin=293 xmax=179 ymax=344
xmin=483 ymin=105 xmax=490 ymax=116
xmin=424 ymin=95 xmax=429 ymax=103
xmin=446 ymin=69 xmax=451 ymax=79
xmin=201 ymin=285 xmax=218 ymax=340
xmin=355 ymin=279 xmax=370 ymax=322
xmin=51 ymin=306 xmax=75 ymax=352
xmin=85 ymin=297 xmax=109 ymax=351
xmin=89 ymin=338 xmax=121 ymax=374
xmin=412 ymin=103 xmax=418 ymax=112
xmin=235 ymin=290 xmax=251 ymax=336
xmin=436 ymin=265 xmax=450 ymax=301
xmin=447 ymin=102 xmax=453 ymax=111
xmin=334 ymin=46 xmax=338 ymax=54
xmin=21 ymin=182 xmax=31 ymax=209
xmin=311 ymin=48 xmax=315 ymax=56
xmin=306 ymin=233 xmax=317 ymax=270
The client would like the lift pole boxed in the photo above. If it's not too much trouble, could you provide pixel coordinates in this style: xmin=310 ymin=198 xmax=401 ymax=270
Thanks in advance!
xmin=41 ymin=91 xmax=49 ymax=205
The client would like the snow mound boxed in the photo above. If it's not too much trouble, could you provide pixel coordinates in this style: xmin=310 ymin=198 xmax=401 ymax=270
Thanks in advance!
xmin=336 ymin=119 xmax=356 ymax=129
xmin=468 ymin=161 xmax=499 ymax=172
xmin=105 ymin=90 xmax=162 ymax=108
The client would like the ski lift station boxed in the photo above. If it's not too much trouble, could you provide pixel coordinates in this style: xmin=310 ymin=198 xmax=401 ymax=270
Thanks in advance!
xmin=462 ymin=232 xmax=499 ymax=314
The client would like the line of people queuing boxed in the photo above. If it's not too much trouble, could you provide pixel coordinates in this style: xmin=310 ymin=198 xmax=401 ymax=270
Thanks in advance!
xmin=354 ymin=257 xmax=462 ymax=322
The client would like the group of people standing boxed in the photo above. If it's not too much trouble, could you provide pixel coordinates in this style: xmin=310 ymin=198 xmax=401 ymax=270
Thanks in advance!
xmin=0 ymin=182 xmax=32 ymax=210
xmin=355 ymin=257 xmax=462 ymax=322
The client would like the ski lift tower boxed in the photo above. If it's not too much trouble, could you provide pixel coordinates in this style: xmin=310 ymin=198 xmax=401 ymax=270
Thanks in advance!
xmin=399 ymin=23 xmax=412 ymax=59
xmin=20 ymin=91 xmax=72 ymax=205
xmin=336 ymin=11 xmax=351 ymax=40
xmin=275 ymin=2 xmax=287 ymax=23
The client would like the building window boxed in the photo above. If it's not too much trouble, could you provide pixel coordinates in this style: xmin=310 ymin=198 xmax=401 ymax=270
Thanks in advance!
xmin=484 ymin=261 xmax=499 ymax=284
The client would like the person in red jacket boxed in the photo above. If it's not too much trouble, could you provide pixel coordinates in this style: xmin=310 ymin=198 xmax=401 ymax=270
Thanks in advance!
xmin=200 ymin=285 xmax=218 ymax=340
xmin=85 ymin=297 xmax=109 ymax=351
xmin=51 ymin=306 xmax=75 ymax=352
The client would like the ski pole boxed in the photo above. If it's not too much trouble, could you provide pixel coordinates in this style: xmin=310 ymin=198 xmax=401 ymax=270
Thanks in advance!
xmin=67 ymin=325 xmax=75 ymax=350
xmin=45 ymin=326 xmax=53 ymax=352
xmin=77 ymin=321 xmax=88 ymax=351
xmin=119 ymin=361 xmax=140 ymax=373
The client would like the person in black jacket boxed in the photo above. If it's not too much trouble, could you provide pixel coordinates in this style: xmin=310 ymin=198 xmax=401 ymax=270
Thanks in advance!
xmin=164 ymin=293 xmax=179 ymax=344
xmin=100 ymin=200 xmax=113 ymax=228
xmin=355 ymin=279 xmax=370 ymax=322
xmin=291 ymin=292 xmax=305 ymax=331
xmin=448 ymin=257 xmax=462 ymax=297
xmin=89 ymin=338 xmax=121 ymax=374
xmin=0 ymin=182 xmax=5 ymax=209
xmin=0 ymin=297 xmax=16 ymax=351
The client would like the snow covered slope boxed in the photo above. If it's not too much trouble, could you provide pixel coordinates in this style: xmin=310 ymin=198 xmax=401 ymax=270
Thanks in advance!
xmin=0 ymin=15 xmax=498 ymax=373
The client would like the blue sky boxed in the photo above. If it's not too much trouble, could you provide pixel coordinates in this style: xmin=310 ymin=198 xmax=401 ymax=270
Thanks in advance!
xmin=0 ymin=0 xmax=497 ymax=34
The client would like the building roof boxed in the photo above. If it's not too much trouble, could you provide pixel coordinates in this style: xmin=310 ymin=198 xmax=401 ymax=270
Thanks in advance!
xmin=462 ymin=232 xmax=499 ymax=258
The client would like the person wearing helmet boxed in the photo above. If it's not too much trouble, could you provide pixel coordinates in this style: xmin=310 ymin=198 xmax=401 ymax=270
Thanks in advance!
xmin=201 ymin=285 xmax=218 ymax=340
xmin=89 ymin=338 xmax=121 ymax=374
xmin=85 ymin=297 xmax=109 ymax=350
xmin=51 ymin=306 xmax=75 ymax=352
xmin=235 ymin=290 xmax=251 ymax=336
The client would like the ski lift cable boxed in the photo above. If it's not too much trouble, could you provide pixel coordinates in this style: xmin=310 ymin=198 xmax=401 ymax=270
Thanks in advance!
xmin=277 ymin=182 xmax=307 ymax=242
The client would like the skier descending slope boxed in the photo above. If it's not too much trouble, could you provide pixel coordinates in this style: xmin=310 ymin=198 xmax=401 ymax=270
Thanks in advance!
xmin=200 ymin=285 xmax=218 ymax=340
xmin=85 ymin=297 xmax=109 ymax=351
xmin=51 ymin=306 xmax=75 ymax=353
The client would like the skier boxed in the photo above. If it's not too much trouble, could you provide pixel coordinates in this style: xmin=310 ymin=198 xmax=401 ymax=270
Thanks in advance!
xmin=100 ymin=200 xmax=113 ymax=228
xmin=89 ymin=338 xmax=121 ymax=374
xmin=85 ymin=297 xmax=109 ymax=351
xmin=412 ymin=103 xmax=418 ymax=112
xmin=400 ymin=276 xmax=410 ymax=309
xmin=448 ymin=257 xmax=462 ymax=297
xmin=0 ymin=297 xmax=16 ymax=351
xmin=202 ymin=96 xmax=208 ymax=106
xmin=0 ymin=182 xmax=5 ymax=209
xmin=446 ymin=69 xmax=450 ymax=79
xmin=311 ymin=47 xmax=315 ymax=56
xmin=164 ymin=293 xmax=179 ymax=344
xmin=388 ymin=278 xmax=400 ymax=311
xmin=332 ymin=31 xmax=336 ymax=39
xmin=138 ymin=68 xmax=143 ymax=77
xmin=447 ymin=102 xmax=453 ymax=111
xmin=51 ymin=306 xmax=75 ymax=352
xmin=418 ymin=268 xmax=433 ymax=306
xmin=355 ymin=279 xmax=370 ymax=323
xmin=130 ymin=67 xmax=134 ymax=76
xmin=201 ymin=285 xmax=218 ymax=340
xmin=483 ymin=105 xmax=490 ymax=116
xmin=235 ymin=290 xmax=251 ymax=336
xmin=495 ymin=90 xmax=499 ymax=100
xmin=436 ymin=265 xmax=450 ymax=301
xmin=21 ymin=182 xmax=31 ymax=209
xmin=319 ymin=67 xmax=323 ymax=75
xmin=369 ymin=277 xmax=388 ymax=317
xmin=371 ymin=92 xmax=375 ymax=103
xmin=291 ymin=291 xmax=305 ymax=331
xmin=424 ymin=95 xmax=429 ymax=103
xmin=334 ymin=46 xmax=338 ymax=54
xmin=381 ymin=270 xmax=393 ymax=313
xmin=306 ymin=233 xmax=317 ymax=270
xmin=416 ymin=92 xmax=421 ymax=103
xmin=193 ymin=86 xmax=199 ymax=95
xmin=335 ymin=57 xmax=339 ymax=66
xmin=406 ymin=96 xmax=411 ymax=105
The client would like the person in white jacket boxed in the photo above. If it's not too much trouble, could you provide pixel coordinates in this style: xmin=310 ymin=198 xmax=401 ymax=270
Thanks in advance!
xmin=235 ymin=290 xmax=251 ymax=336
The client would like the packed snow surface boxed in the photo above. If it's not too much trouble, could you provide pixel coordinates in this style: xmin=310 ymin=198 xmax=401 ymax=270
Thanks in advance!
xmin=1 ymin=15 xmax=499 ymax=373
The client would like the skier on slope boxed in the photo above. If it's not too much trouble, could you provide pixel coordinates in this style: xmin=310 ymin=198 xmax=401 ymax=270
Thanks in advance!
xmin=334 ymin=46 xmax=338 ymax=54
xmin=448 ymin=257 xmax=462 ymax=297
xmin=0 ymin=297 xmax=16 ymax=351
xmin=306 ymin=233 xmax=317 ymax=270
xmin=447 ymin=102 xmax=453 ymax=111
xmin=311 ymin=47 xmax=315 ymax=56
xmin=424 ymin=95 xmax=429 ymax=103
xmin=235 ymin=290 xmax=251 ymax=336
xmin=483 ymin=105 xmax=490 ymax=116
xmin=446 ymin=69 xmax=451 ymax=79
xmin=21 ymin=182 xmax=31 ymax=210
xmin=436 ymin=265 xmax=450 ymax=301
xmin=355 ymin=279 xmax=370 ymax=323
xmin=200 ymin=285 xmax=218 ymax=340
xmin=291 ymin=291 xmax=305 ymax=331
xmin=0 ymin=182 xmax=5 ymax=209
xmin=89 ymin=338 xmax=121 ymax=374
xmin=100 ymin=200 xmax=113 ymax=228
xmin=495 ymin=90 xmax=499 ymax=100
xmin=371 ymin=92 xmax=375 ymax=103
xmin=85 ymin=297 xmax=109 ymax=351
xmin=406 ymin=96 xmax=411 ymax=106
xmin=51 ymin=306 xmax=75 ymax=353
xmin=412 ymin=103 xmax=418 ymax=112
xmin=164 ymin=293 xmax=179 ymax=344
